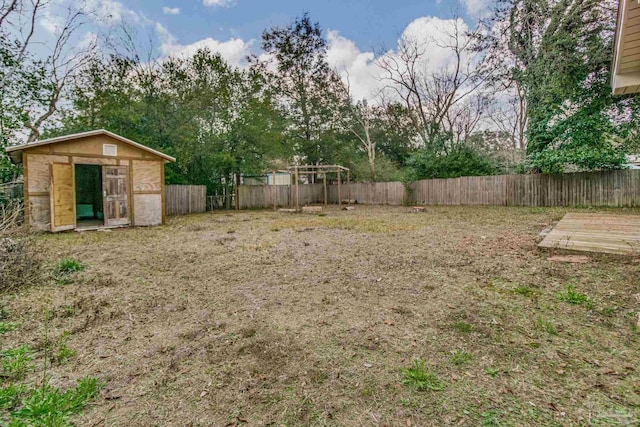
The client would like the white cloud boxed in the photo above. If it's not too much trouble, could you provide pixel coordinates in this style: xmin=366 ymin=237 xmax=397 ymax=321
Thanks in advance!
xmin=203 ymin=0 xmax=234 ymax=8
xmin=326 ymin=16 xmax=475 ymax=102
xmin=156 ymin=22 xmax=251 ymax=67
xmin=326 ymin=30 xmax=381 ymax=101
xmin=162 ymin=7 xmax=181 ymax=15
xmin=462 ymin=0 xmax=491 ymax=17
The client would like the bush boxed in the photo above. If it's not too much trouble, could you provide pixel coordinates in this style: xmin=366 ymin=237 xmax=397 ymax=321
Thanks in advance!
xmin=405 ymin=144 xmax=499 ymax=181
xmin=349 ymin=154 xmax=404 ymax=182
xmin=0 ymin=199 xmax=23 ymax=233
xmin=0 ymin=237 xmax=43 ymax=293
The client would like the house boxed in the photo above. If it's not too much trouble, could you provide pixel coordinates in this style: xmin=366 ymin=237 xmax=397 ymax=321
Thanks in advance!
xmin=242 ymin=172 xmax=291 ymax=186
xmin=612 ymin=0 xmax=640 ymax=94
xmin=6 ymin=130 xmax=175 ymax=232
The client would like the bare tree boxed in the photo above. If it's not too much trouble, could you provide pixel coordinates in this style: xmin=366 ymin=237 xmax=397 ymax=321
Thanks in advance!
xmin=25 ymin=3 xmax=97 ymax=142
xmin=0 ymin=1 xmax=98 ymax=142
xmin=0 ymin=0 xmax=44 ymax=87
xmin=337 ymin=73 xmax=380 ymax=181
xmin=377 ymin=16 xmax=488 ymax=149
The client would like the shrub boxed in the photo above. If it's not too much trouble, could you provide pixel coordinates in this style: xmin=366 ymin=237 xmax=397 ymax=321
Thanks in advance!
xmin=0 ymin=237 xmax=43 ymax=293
xmin=0 ymin=199 xmax=23 ymax=232
xmin=405 ymin=143 xmax=499 ymax=181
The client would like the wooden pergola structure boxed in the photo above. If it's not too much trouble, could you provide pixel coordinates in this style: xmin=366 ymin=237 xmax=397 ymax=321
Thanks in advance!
xmin=274 ymin=165 xmax=351 ymax=210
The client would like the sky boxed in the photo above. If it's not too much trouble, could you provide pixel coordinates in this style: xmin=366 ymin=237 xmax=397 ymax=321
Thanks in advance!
xmin=135 ymin=0 xmax=487 ymax=53
xmin=33 ymin=0 xmax=492 ymax=100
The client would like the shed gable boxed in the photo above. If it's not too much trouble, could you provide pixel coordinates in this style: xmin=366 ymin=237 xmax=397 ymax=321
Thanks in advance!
xmin=22 ymin=134 xmax=165 ymax=161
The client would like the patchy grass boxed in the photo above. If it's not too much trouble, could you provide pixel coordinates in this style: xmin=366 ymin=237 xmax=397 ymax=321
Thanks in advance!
xmin=558 ymin=284 xmax=594 ymax=309
xmin=1 ymin=345 xmax=32 ymax=380
xmin=449 ymin=349 xmax=473 ymax=366
xmin=0 ymin=321 xmax=17 ymax=335
xmin=451 ymin=321 xmax=474 ymax=333
xmin=7 ymin=377 xmax=101 ymax=426
xmin=534 ymin=316 xmax=557 ymax=335
xmin=401 ymin=359 xmax=444 ymax=391
xmin=54 ymin=258 xmax=84 ymax=275
xmin=0 ymin=205 xmax=638 ymax=426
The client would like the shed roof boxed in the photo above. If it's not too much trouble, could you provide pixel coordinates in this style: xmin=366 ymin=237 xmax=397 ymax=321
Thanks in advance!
xmin=6 ymin=129 xmax=176 ymax=163
xmin=612 ymin=0 xmax=640 ymax=95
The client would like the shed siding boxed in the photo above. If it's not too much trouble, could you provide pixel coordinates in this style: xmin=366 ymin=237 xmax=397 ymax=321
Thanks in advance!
xmin=131 ymin=160 xmax=163 ymax=226
xmin=132 ymin=160 xmax=162 ymax=192
xmin=133 ymin=194 xmax=162 ymax=226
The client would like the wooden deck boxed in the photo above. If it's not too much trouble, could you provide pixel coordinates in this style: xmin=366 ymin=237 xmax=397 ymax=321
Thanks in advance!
xmin=538 ymin=213 xmax=640 ymax=255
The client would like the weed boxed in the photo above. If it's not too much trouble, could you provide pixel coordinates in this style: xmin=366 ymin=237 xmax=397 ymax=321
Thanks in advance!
xmin=534 ymin=316 xmax=557 ymax=335
xmin=1 ymin=345 xmax=32 ymax=380
xmin=0 ymin=383 xmax=26 ymax=411
xmin=485 ymin=367 xmax=499 ymax=378
xmin=54 ymin=258 xmax=84 ymax=275
xmin=53 ymin=332 xmax=76 ymax=365
xmin=0 ymin=321 xmax=18 ymax=334
xmin=558 ymin=284 xmax=593 ymax=309
xmin=451 ymin=321 xmax=473 ymax=333
xmin=401 ymin=359 xmax=444 ymax=391
xmin=11 ymin=377 xmax=102 ymax=425
xmin=481 ymin=409 xmax=503 ymax=426
xmin=450 ymin=349 xmax=472 ymax=366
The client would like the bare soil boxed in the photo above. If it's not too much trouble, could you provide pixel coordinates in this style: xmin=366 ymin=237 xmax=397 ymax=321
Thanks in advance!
xmin=2 ymin=206 xmax=640 ymax=426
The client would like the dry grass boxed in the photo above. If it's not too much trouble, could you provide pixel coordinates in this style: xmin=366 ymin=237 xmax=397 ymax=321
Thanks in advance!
xmin=1 ymin=205 xmax=639 ymax=426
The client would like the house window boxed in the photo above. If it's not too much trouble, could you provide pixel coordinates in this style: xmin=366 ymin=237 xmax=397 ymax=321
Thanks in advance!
xmin=103 ymin=144 xmax=117 ymax=156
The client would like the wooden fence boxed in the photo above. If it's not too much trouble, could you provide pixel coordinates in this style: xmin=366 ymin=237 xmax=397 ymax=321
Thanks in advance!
xmin=237 ymin=169 xmax=640 ymax=209
xmin=411 ymin=170 xmax=640 ymax=207
xmin=165 ymin=185 xmax=207 ymax=216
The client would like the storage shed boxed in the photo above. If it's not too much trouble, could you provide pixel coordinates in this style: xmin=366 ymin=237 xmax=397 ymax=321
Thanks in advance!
xmin=6 ymin=130 xmax=175 ymax=232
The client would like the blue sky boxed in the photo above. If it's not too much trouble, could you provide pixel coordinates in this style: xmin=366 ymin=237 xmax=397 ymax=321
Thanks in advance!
xmin=143 ymin=0 xmax=472 ymax=52
xmin=32 ymin=0 xmax=489 ymax=99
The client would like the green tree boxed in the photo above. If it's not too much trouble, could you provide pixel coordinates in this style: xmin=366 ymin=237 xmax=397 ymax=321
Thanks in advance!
xmin=405 ymin=139 xmax=498 ymax=181
xmin=482 ymin=0 xmax=632 ymax=172
xmin=258 ymin=13 xmax=349 ymax=167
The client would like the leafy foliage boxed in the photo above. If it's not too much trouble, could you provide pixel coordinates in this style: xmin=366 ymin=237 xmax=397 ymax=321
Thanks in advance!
xmin=484 ymin=0 xmax=634 ymax=172
xmin=406 ymin=143 xmax=499 ymax=181
xmin=259 ymin=13 xmax=348 ymax=167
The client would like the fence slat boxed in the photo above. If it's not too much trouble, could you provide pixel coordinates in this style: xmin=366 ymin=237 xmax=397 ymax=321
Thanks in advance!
xmin=165 ymin=185 xmax=207 ymax=216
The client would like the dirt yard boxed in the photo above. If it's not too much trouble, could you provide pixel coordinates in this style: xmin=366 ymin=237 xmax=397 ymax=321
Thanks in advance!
xmin=3 ymin=206 xmax=640 ymax=426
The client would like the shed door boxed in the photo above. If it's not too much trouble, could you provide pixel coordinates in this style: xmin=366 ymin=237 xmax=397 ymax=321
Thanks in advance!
xmin=103 ymin=166 xmax=130 ymax=227
xmin=50 ymin=163 xmax=76 ymax=232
